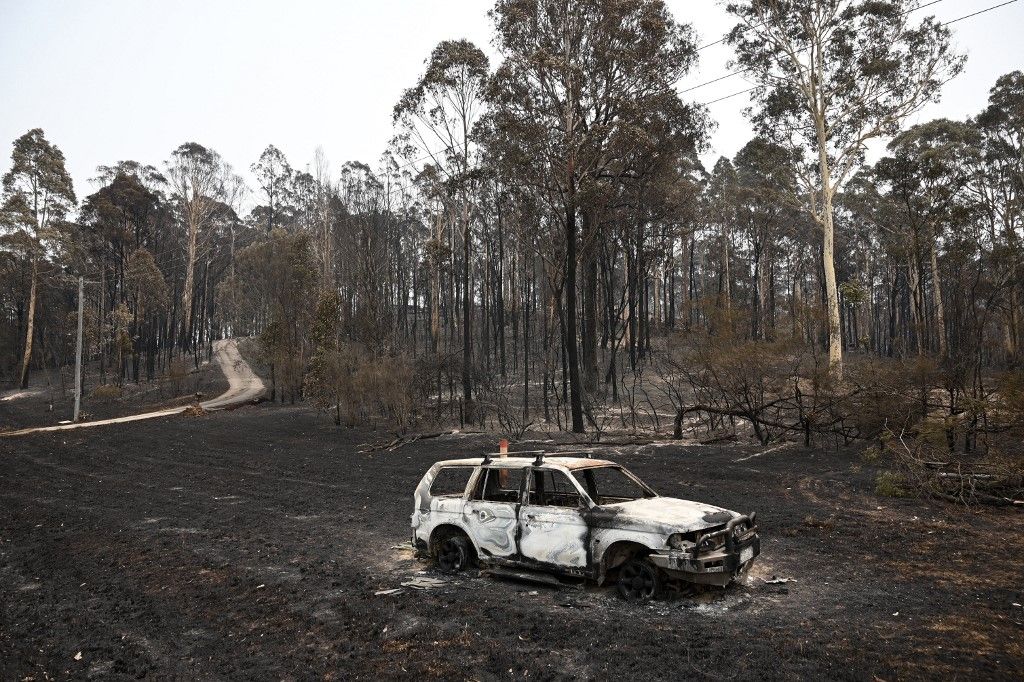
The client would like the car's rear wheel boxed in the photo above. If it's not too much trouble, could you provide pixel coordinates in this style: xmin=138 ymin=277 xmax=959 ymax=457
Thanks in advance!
xmin=617 ymin=558 xmax=661 ymax=601
xmin=436 ymin=535 xmax=471 ymax=573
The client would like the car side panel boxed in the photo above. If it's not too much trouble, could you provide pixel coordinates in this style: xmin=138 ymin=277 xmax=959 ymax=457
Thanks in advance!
xmin=463 ymin=499 xmax=519 ymax=558
xmin=518 ymin=504 xmax=589 ymax=568
xmin=412 ymin=464 xmax=476 ymax=550
xmin=589 ymin=525 xmax=667 ymax=563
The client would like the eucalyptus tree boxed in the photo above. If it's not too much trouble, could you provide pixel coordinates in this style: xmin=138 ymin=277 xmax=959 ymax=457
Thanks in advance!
xmin=165 ymin=142 xmax=228 ymax=350
xmin=0 ymin=129 xmax=76 ymax=388
xmin=973 ymin=71 xmax=1024 ymax=358
xmin=877 ymin=119 xmax=980 ymax=356
xmin=393 ymin=38 xmax=489 ymax=421
xmin=732 ymin=138 xmax=798 ymax=341
xmin=311 ymin=146 xmax=336 ymax=284
xmin=251 ymin=144 xmax=293 ymax=233
xmin=706 ymin=158 xmax=739 ymax=318
xmin=488 ymin=0 xmax=703 ymax=432
xmin=337 ymin=160 xmax=392 ymax=347
xmin=726 ymin=0 xmax=964 ymax=378
xmin=79 ymin=170 xmax=165 ymax=379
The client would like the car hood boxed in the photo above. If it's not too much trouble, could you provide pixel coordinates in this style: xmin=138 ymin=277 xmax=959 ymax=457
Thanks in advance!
xmin=592 ymin=497 xmax=739 ymax=535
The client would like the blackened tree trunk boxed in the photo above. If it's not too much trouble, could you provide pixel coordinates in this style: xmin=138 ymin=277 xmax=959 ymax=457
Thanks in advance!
xmin=564 ymin=204 xmax=584 ymax=433
xmin=462 ymin=202 xmax=473 ymax=423
xmin=581 ymin=210 xmax=598 ymax=394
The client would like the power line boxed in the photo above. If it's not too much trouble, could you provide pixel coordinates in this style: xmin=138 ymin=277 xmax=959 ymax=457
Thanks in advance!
xmin=692 ymin=0 xmax=1018 ymax=106
xmin=683 ymin=0 xmax=956 ymax=95
xmin=694 ymin=0 xmax=951 ymax=53
xmin=679 ymin=69 xmax=750 ymax=94
xmin=944 ymin=0 xmax=1018 ymax=24
xmin=699 ymin=87 xmax=758 ymax=107
xmin=365 ymin=0 xmax=1015 ymax=193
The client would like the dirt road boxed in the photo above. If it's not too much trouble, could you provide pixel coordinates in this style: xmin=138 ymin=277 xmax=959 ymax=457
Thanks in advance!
xmin=0 ymin=339 xmax=263 ymax=437
xmin=1 ymin=406 xmax=1021 ymax=679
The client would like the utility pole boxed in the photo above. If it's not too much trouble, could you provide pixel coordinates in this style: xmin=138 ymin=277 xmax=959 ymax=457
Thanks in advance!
xmin=73 ymin=275 xmax=84 ymax=422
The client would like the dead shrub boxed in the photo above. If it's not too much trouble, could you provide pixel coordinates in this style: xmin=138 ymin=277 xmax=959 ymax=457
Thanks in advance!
xmin=657 ymin=332 xmax=860 ymax=445
xmin=304 ymin=341 xmax=417 ymax=430
xmin=476 ymin=374 xmax=533 ymax=439
xmin=871 ymin=365 xmax=1024 ymax=507
xmin=89 ymin=384 xmax=122 ymax=400
xmin=166 ymin=358 xmax=189 ymax=397
xmin=354 ymin=353 xmax=415 ymax=430
xmin=802 ymin=514 xmax=835 ymax=529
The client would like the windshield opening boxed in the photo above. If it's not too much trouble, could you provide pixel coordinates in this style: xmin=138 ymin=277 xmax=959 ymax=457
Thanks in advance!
xmin=571 ymin=466 xmax=655 ymax=505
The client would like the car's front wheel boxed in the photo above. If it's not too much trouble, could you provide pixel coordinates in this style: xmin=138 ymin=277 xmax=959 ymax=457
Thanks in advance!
xmin=617 ymin=557 xmax=661 ymax=601
xmin=436 ymin=535 xmax=472 ymax=573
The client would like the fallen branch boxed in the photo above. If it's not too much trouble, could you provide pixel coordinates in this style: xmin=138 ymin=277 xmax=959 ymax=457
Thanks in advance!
xmin=357 ymin=429 xmax=486 ymax=453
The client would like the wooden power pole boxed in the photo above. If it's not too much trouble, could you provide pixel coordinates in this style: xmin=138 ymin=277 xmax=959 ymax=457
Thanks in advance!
xmin=73 ymin=275 xmax=84 ymax=422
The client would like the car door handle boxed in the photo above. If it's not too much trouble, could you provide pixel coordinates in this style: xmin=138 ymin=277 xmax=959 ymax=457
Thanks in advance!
xmin=524 ymin=514 xmax=536 ymax=521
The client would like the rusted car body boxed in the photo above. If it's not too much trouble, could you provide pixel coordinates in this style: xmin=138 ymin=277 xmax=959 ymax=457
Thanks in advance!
xmin=411 ymin=453 xmax=759 ymax=598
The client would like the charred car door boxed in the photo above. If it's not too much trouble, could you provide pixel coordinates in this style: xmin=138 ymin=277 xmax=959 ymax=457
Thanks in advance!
xmin=463 ymin=467 xmax=524 ymax=559
xmin=518 ymin=468 xmax=590 ymax=571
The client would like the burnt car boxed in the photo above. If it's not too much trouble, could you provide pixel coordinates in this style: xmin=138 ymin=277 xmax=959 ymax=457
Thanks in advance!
xmin=411 ymin=452 xmax=759 ymax=599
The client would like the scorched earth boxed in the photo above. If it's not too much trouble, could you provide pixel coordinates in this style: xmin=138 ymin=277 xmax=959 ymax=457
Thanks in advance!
xmin=1 ymin=405 xmax=1022 ymax=680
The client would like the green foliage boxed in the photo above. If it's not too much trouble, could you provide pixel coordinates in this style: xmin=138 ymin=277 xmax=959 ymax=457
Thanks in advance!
xmin=860 ymin=446 xmax=882 ymax=465
xmin=2 ymin=128 xmax=77 ymax=234
xmin=304 ymin=291 xmax=344 ymax=422
xmin=125 ymin=248 xmax=169 ymax=315
xmin=309 ymin=290 xmax=341 ymax=350
xmin=875 ymin=471 xmax=909 ymax=498
xmin=250 ymin=145 xmax=294 ymax=232
xmin=727 ymin=1 xmax=965 ymax=172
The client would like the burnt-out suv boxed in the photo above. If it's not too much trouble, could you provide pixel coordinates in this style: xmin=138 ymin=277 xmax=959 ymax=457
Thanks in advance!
xmin=411 ymin=452 xmax=759 ymax=599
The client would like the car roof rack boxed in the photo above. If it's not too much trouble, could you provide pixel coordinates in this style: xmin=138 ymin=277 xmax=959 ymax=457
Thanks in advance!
xmin=478 ymin=449 xmax=596 ymax=466
xmin=481 ymin=449 xmax=545 ymax=465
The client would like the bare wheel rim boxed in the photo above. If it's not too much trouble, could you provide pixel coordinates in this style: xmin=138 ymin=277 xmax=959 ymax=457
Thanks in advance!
xmin=618 ymin=560 xmax=657 ymax=600
xmin=437 ymin=538 xmax=465 ymax=571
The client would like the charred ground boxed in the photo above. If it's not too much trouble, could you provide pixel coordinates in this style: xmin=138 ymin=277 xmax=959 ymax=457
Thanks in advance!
xmin=0 ymin=359 xmax=229 ymax=431
xmin=1 ymin=405 xmax=1021 ymax=680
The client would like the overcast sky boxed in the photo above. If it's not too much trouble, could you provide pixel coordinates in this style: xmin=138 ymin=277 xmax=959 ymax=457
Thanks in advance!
xmin=1 ymin=0 xmax=1022 ymax=203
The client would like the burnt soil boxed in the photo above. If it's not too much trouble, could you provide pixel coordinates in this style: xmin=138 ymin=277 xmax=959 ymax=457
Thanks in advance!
xmin=0 ymin=360 xmax=229 ymax=431
xmin=1 ymin=405 xmax=1022 ymax=680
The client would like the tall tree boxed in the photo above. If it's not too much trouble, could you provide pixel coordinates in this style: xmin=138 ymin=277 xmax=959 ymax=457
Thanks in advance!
xmin=876 ymin=119 xmax=979 ymax=356
xmin=732 ymin=138 xmax=798 ymax=341
xmin=973 ymin=71 xmax=1024 ymax=358
xmin=489 ymin=0 xmax=702 ymax=431
xmin=166 ymin=142 xmax=225 ymax=350
xmin=726 ymin=0 xmax=964 ymax=378
xmin=1 ymin=129 xmax=76 ymax=388
xmin=251 ymin=144 xmax=293 ymax=233
xmin=393 ymin=39 xmax=489 ymax=421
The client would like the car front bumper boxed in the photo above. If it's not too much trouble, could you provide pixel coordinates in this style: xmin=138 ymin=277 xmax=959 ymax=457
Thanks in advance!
xmin=648 ymin=515 xmax=760 ymax=587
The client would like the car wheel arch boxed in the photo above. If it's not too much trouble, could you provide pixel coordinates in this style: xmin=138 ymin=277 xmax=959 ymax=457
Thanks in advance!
xmin=429 ymin=523 xmax=475 ymax=556
xmin=598 ymin=540 xmax=653 ymax=585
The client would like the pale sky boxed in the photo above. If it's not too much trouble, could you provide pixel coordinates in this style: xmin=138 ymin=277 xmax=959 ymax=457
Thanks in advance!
xmin=1 ymin=0 xmax=1022 ymax=204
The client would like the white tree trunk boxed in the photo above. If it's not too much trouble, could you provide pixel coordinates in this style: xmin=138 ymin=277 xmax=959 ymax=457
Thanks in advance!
xmin=182 ymin=218 xmax=198 ymax=348
xmin=814 ymin=107 xmax=843 ymax=380
xmin=928 ymin=226 xmax=946 ymax=356
xmin=18 ymin=259 xmax=38 ymax=389
xmin=821 ymin=205 xmax=843 ymax=377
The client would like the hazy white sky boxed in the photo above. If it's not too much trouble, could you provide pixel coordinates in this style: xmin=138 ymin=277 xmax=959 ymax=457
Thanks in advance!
xmin=1 ymin=0 xmax=1022 ymax=202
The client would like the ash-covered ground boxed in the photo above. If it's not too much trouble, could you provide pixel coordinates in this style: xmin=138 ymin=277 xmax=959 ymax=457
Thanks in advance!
xmin=1 ymin=404 xmax=1021 ymax=680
